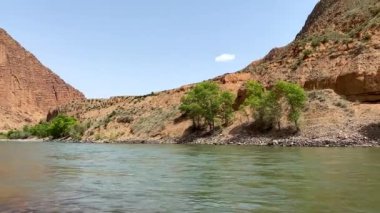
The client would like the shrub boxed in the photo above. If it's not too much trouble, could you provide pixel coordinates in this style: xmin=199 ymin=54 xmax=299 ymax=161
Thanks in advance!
xmin=67 ymin=123 xmax=86 ymax=140
xmin=0 ymin=132 xmax=7 ymax=139
xmin=131 ymin=108 xmax=178 ymax=135
xmin=334 ymin=100 xmax=348 ymax=108
xmin=302 ymin=49 xmax=313 ymax=59
xmin=179 ymin=81 xmax=235 ymax=131
xmin=362 ymin=33 xmax=371 ymax=41
xmin=311 ymin=36 xmax=328 ymax=48
xmin=291 ymin=59 xmax=302 ymax=71
xmin=308 ymin=90 xmax=326 ymax=102
xmin=7 ymin=130 xmax=31 ymax=139
xmin=29 ymin=122 xmax=50 ymax=138
xmin=116 ymin=115 xmax=134 ymax=124
xmin=6 ymin=115 xmax=84 ymax=140
xmin=48 ymin=115 xmax=80 ymax=139
xmin=369 ymin=5 xmax=380 ymax=16
xmin=311 ymin=39 xmax=320 ymax=48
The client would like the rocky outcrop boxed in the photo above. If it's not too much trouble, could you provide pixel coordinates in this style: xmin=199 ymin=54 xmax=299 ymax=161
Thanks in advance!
xmin=0 ymin=28 xmax=85 ymax=131
xmin=241 ymin=0 xmax=380 ymax=102
xmin=335 ymin=70 xmax=380 ymax=102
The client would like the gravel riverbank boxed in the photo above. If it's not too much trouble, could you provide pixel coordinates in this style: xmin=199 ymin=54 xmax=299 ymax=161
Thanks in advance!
xmin=55 ymin=134 xmax=379 ymax=147
xmin=3 ymin=135 xmax=378 ymax=147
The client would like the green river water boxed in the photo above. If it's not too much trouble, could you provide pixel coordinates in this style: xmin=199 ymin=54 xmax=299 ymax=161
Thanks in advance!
xmin=0 ymin=142 xmax=379 ymax=212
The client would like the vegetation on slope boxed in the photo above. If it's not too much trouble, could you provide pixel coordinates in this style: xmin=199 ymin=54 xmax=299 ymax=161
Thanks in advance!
xmin=179 ymin=81 xmax=235 ymax=131
xmin=241 ymin=81 xmax=307 ymax=132
xmin=180 ymin=80 xmax=306 ymax=133
xmin=5 ymin=115 xmax=85 ymax=140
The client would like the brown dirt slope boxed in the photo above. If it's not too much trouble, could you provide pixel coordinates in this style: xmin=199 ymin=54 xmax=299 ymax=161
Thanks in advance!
xmin=0 ymin=28 xmax=85 ymax=131
xmin=58 ymin=0 xmax=380 ymax=143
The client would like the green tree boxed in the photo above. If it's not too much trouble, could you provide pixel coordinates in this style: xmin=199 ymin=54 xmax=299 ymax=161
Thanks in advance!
xmin=179 ymin=81 xmax=235 ymax=131
xmin=179 ymin=87 xmax=205 ymax=129
xmin=243 ymin=80 xmax=306 ymax=131
xmin=219 ymin=91 xmax=235 ymax=126
xmin=273 ymin=81 xmax=307 ymax=130
xmin=243 ymin=80 xmax=266 ymax=110
xmin=243 ymin=80 xmax=277 ymax=130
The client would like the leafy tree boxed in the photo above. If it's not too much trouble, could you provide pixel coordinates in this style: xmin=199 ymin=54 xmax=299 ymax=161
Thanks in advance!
xmin=243 ymin=80 xmax=306 ymax=131
xmin=179 ymin=88 xmax=205 ymax=129
xmin=219 ymin=91 xmax=235 ymax=126
xmin=243 ymin=81 xmax=277 ymax=130
xmin=179 ymin=81 xmax=235 ymax=131
xmin=273 ymin=81 xmax=307 ymax=130
xmin=243 ymin=80 xmax=266 ymax=109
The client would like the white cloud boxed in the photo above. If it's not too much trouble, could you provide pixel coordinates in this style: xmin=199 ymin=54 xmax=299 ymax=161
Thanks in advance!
xmin=215 ymin=54 xmax=236 ymax=62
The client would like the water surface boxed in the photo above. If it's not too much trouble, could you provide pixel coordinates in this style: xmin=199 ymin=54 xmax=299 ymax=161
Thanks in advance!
xmin=0 ymin=142 xmax=379 ymax=212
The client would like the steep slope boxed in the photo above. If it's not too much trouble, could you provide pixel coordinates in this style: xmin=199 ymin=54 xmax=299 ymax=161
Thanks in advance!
xmin=241 ymin=0 xmax=380 ymax=102
xmin=0 ymin=28 xmax=85 ymax=131
xmin=58 ymin=0 xmax=380 ymax=143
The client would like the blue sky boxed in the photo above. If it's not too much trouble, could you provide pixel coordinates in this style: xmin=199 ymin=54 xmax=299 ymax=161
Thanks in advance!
xmin=1 ymin=0 xmax=318 ymax=98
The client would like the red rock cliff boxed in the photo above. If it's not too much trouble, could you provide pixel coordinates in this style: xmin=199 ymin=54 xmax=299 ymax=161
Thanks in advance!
xmin=0 ymin=28 xmax=85 ymax=130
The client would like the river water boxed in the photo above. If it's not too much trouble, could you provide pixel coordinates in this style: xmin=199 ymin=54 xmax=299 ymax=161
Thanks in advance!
xmin=0 ymin=142 xmax=379 ymax=212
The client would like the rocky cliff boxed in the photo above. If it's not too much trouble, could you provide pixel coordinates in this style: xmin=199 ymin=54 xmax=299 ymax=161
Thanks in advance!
xmin=0 ymin=28 xmax=85 ymax=131
xmin=241 ymin=0 xmax=380 ymax=102
xmin=57 ymin=0 xmax=380 ymax=143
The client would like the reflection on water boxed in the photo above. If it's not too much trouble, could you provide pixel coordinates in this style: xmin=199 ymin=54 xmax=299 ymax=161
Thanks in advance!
xmin=0 ymin=142 xmax=379 ymax=212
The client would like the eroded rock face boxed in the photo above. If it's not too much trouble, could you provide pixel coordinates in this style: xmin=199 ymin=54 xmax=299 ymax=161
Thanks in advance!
xmin=335 ymin=70 xmax=380 ymax=102
xmin=0 ymin=28 xmax=85 ymax=130
xmin=241 ymin=0 xmax=380 ymax=102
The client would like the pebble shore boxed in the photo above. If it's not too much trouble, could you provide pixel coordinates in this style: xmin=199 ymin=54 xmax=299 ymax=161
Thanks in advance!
xmin=61 ymin=135 xmax=379 ymax=147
